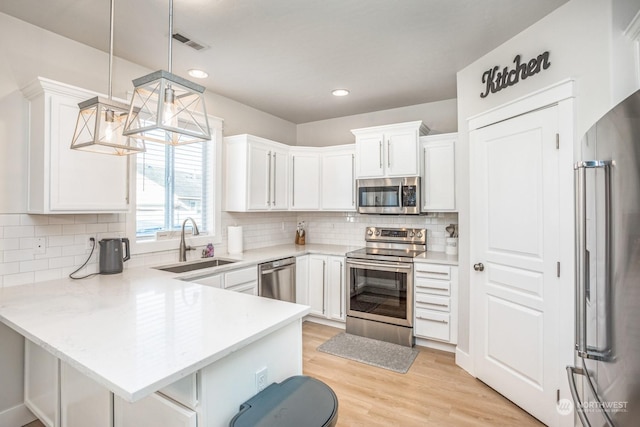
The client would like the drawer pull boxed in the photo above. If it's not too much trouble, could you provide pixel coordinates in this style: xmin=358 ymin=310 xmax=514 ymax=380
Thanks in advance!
xmin=419 ymin=271 xmax=449 ymax=275
xmin=417 ymin=316 xmax=448 ymax=323
xmin=416 ymin=285 xmax=449 ymax=291
xmin=425 ymin=302 xmax=448 ymax=307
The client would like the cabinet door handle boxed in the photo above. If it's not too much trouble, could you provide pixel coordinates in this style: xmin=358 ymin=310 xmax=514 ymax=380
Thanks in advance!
xmin=351 ymin=154 xmax=355 ymax=206
xmin=272 ymin=152 xmax=277 ymax=206
xmin=292 ymin=156 xmax=295 ymax=207
xmin=379 ymin=141 xmax=383 ymax=168
xmin=387 ymin=139 xmax=391 ymax=167
xmin=339 ymin=261 xmax=343 ymax=318
xmin=322 ymin=260 xmax=326 ymax=314
xmin=267 ymin=151 xmax=272 ymax=207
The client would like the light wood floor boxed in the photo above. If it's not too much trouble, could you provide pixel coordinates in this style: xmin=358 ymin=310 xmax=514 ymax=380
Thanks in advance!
xmin=303 ymin=322 xmax=543 ymax=427
xmin=23 ymin=322 xmax=544 ymax=427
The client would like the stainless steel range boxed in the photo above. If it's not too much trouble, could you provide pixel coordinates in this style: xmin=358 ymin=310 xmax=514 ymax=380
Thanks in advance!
xmin=345 ymin=226 xmax=426 ymax=347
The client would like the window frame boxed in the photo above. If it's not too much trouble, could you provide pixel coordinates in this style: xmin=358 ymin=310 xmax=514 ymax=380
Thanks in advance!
xmin=126 ymin=115 xmax=223 ymax=255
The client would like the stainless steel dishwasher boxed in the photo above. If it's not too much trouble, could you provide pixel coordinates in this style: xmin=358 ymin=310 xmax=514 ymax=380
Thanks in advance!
xmin=258 ymin=257 xmax=296 ymax=303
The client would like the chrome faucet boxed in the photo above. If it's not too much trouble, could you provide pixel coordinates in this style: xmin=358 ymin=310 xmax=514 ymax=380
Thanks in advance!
xmin=179 ymin=217 xmax=200 ymax=262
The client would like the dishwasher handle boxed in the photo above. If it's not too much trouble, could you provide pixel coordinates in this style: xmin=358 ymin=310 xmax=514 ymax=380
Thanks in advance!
xmin=259 ymin=257 xmax=296 ymax=272
xmin=260 ymin=265 xmax=294 ymax=275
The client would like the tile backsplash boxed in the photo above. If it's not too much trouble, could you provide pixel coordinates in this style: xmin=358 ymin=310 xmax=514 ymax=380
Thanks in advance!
xmin=0 ymin=211 xmax=457 ymax=287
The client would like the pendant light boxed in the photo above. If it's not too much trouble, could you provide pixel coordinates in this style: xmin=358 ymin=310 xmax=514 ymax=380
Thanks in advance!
xmin=70 ymin=0 xmax=145 ymax=155
xmin=123 ymin=0 xmax=211 ymax=145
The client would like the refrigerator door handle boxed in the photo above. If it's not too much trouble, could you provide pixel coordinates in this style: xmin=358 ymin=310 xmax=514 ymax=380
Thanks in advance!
xmin=566 ymin=365 xmax=592 ymax=427
xmin=574 ymin=160 xmax=613 ymax=361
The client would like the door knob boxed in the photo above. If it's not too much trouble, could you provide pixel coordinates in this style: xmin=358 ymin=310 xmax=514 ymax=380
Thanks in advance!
xmin=474 ymin=263 xmax=485 ymax=272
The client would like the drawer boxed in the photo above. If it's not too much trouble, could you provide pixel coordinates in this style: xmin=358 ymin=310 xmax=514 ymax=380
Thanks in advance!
xmin=227 ymin=281 xmax=258 ymax=295
xmin=190 ymin=274 xmax=222 ymax=288
xmin=414 ymin=263 xmax=451 ymax=280
xmin=415 ymin=292 xmax=450 ymax=312
xmin=158 ymin=373 xmax=198 ymax=410
xmin=415 ymin=278 xmax=450 ymax=296
xmin=415 ymin=309 xmax=450 ymax=342
xmin=224 ymin=266 xmax=257 ymax=288
xmin=114 ymin=392 xmax=197 ymax=427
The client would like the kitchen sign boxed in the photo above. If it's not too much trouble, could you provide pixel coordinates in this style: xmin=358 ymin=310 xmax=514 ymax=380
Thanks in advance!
xmin=480 ymin=51 xmax=551 ymax=98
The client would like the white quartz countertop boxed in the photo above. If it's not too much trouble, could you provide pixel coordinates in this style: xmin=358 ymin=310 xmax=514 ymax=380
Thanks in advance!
xmin=0 ymin=243 xmax=456 ymax=403
xmin=0 ymin=266 xmax=310 ymax=402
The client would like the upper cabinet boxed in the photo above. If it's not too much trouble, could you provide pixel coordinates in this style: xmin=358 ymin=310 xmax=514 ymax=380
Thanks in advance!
xmin=352 ymin=121 xmax=429 ymax=178
xmin=22 ymin=78 xmax=130 ymax=213
xmin=290 ymin=148 xmax=321 ymax=210
xmin=321 ymin=145 xmax=355 ymax=211
xmin=421 ymin=133 xmax=456 ymax=211
xmin=225 ymin=134 xmax=289 ymax=212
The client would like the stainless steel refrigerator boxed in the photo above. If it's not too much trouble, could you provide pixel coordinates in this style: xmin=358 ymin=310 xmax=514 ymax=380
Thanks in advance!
xmin=568 ymin=89 xmax=640 ymax=426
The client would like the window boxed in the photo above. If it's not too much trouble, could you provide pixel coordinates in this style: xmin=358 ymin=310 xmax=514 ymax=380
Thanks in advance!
xmin=136 ymin=141 xmax=211 ymax=239
xmin=128 ymin=117 xmax=223 ymax=254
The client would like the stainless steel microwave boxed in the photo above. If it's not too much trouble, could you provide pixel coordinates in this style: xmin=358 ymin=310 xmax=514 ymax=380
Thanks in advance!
xmin=356 ymin=177 xmax=421 ymax=214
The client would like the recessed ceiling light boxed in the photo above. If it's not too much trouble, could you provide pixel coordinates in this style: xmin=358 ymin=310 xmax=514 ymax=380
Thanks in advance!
xmin=188 ymin=69 xmax=209 ymax=79
xmin=332 ymin=89 xmax=350 ymax=97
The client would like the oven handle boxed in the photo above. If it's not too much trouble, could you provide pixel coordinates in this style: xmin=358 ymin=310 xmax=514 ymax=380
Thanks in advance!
xmin=346 ymin=259 xmax=413 ymax=270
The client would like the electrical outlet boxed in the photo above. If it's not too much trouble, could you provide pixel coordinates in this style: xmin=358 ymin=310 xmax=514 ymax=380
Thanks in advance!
xmin=255 ymin=367 xmax=268 ymax=392
xmin=34 ymin=237 xmax=46 ymax=255
xmin=86 ymin=236 xmax=97 ymax=250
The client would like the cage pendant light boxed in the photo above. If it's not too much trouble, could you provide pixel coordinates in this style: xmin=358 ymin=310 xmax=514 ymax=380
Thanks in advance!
xmin=123 ymin=0 xmax=211 ymax=145
xmin=70 ymin=0 xmax=145 ymax=155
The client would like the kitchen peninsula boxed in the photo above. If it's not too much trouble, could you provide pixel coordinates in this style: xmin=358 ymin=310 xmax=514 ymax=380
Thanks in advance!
xmin=0 ymin=266 xmax=310 ymax=427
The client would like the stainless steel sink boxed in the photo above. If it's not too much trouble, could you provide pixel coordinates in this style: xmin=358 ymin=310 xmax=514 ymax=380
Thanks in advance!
xmin=154 ymin=258 xmax=237 ymax=273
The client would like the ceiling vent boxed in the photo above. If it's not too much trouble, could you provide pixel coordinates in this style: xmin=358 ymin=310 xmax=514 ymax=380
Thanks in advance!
xmin=172 ymin=32 xmax=209 ymax=51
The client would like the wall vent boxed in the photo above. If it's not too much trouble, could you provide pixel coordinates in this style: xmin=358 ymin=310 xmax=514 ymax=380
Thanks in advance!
xmin=172 ymin=32 xmax=209 ymax=51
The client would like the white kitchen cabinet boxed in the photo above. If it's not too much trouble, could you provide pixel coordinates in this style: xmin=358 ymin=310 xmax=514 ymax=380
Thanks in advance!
xmin=224 ymin=134 xmax=289 ymax=212
xmin=188 ymin=273 xmax=222 ymax=288
xmin=413 ymin=262 xmax=458 ymax=345
xmin=352 ymin=121 xmax=429 ymax=178
xmin=290 ymin=149 xmax=321 ymax=210
xmin=25 ymin=340 xmax=59 ymax=427
xmin=307 ymin=255 xmax=345 ymax=321
xmin=421 ymin=133 xmax=456 ymax=211
xmin=21 ymin=77 xmax=129 ymax=214
xmin=114 ymin=393 xmax=197 ymax=427
xmin=321 ymin=145 xmax=356 ymax=211
xmin=61 ymin=362 xmax=111 ymax=427
xmin=295 ymin=255 xmax=310 ymax=305
xmin=224 ymin=265 xmax=258 ymax=295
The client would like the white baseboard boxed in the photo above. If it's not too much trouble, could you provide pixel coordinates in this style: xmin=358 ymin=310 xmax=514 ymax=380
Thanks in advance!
xmin=455 ymin=347 xmax=474 ymax=376
xmin=0 ymin=403 xmax=36 ymax=427
xmin=303 ymin=316 xmax=346 ymax=330
xmin=414 ymin=337 xmax=455 ymax=353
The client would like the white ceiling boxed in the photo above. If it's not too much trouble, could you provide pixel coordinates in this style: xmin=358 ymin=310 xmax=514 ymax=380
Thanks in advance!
xmin=0 ymin=0 xmax=568 ymax=124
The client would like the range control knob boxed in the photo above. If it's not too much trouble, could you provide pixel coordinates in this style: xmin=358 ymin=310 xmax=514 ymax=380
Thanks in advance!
xmin=409 ymin=231 xmax=415 ymax=237
xmin=375 ymin=231 xmax=381 ymax=236
xmin=416 ymin=232 xmax=423 ymax=238
xmin=367 ymin=229 xmax=374 ymax=236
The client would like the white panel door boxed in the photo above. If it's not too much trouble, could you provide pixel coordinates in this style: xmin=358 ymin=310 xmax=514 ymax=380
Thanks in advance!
xmin=114 ymin=393 xmax=196 ymax=427
xmin=470 ymin=106 xmax=560 ymax=426
xmin=422 ymin=137 xmax=456 ymax=211
xmin=247 ymin=143 xmax=270 ymax=210
xmin=25 ymin=340 xmax=59 ymax=427
xmin=355 ymin=133 xmax=384 ymax=178
xmin=271 ymin=147 xmax=289 ymax=210
xmin=327 ymin=257 xmax=345 ymax=321
xmin=308 ymin=255 xmax=326 ymax=317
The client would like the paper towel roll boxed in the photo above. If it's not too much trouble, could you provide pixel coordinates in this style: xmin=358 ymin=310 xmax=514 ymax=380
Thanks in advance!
xmin=228 ymin=226 xmax=243 ymax=254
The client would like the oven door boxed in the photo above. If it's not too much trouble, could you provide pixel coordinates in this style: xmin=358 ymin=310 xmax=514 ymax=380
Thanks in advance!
xmin=346 ymin=258 xmax=413 ymax=327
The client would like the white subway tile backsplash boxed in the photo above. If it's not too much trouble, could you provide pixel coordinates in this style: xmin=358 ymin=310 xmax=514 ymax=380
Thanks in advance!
xmin=4 ymin=226 xmax=35 ymax=239
xmin=74 ymin=214 xmax=98 ymax=224
xmin=35 ymin=225 xmax=62 ymax=236
xmin=0 ymin=262 xmax=20 ymax=275
xmin=0 ymin=214 xmax=21 ymax=226
xmin=47 ymin=215 xmax=76 ymax=225
xmin=49 ymin=256 xmax=76 ymax=269
xmin=20 ymin=259 xmax=50 ymax=273
xmin=4 ymin=272 xmax=34 ymax=287
xmin=62 ymin=224 xmax=86 ymax=235
xmin=62 ymin=245 xmax=89 ymax=257
xmin=35 ymin=269 xmax=63 ymax=283
xmin=48 ymin=235 xmax=76 ymax=247
xmin=4 ymin=249 xmax=33 ymax=263
xmin=0 ymin=238 xmax=20 ymax=251
xmin=20 ymin=215 xmax=50 ymax=226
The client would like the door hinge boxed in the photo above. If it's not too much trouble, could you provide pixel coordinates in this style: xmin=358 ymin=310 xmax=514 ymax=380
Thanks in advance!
xmin=557 ymin=262 xmax=561 ymax=277
xmin=557 ymin=389 xmax=560 ymax=403
xmin=556 ymin=134 xmax=559 ymax=149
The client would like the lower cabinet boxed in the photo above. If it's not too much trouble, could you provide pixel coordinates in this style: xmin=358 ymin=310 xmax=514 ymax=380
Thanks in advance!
xmin=25 ymin=340 xmax=59 ymax=427
xmin=61 ymin=363 xmax=111 ymax=427
xmin=413 ymin=262 xmax=458 ymax=344
xmin=114 ymin=394 xmax=197 ymax=427
xmin=303 ymin=255 xmax=345 ymax=322
xmin=188 ymin=266 xmax=258 ymax=295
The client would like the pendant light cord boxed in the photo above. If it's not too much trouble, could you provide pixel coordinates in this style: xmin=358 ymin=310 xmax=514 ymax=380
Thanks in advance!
xmin=168 ymin=0 xmax=173 ymax=73
xmin=108 ymin=0 xmax=114 ymax=100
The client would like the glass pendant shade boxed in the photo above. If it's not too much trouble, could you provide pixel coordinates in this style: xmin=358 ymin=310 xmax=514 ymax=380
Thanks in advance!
xmin=71 ymin=96 xmax=145 ymax=155
xmin=123 ymin=70 xmax=211 ymax=145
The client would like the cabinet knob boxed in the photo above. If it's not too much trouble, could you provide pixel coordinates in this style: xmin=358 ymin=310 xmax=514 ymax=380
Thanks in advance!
xmin=473 ymin=263 xmax=485 ymax=272
xmin=367 ymin=229 xmax=374 ymax=236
